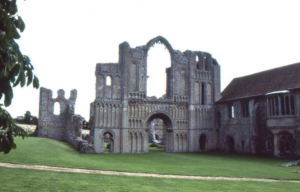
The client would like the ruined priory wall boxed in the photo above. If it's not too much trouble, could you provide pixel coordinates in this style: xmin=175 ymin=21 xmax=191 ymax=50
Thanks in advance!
xmin=37 ymin=87 xmax=89 ymax=152
xmin=37 ymin=88 xmax=76 ymax=141
xmin=217 ymin=99 xmax=258 ymax=154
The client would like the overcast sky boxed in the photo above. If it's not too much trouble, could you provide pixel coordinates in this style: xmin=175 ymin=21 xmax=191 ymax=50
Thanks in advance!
xmin=5 ymin=0 xmax=300 ymax=120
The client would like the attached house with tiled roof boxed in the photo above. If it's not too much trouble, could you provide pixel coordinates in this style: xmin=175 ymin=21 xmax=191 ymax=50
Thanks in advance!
xmin=216 ymin=62 xmax=300 ymax=158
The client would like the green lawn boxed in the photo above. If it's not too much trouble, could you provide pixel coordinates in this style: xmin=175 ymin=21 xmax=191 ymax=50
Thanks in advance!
xmin=0 ymin=137 xmax=300 ymax=181
xmin=1 ymin=167 xmax=299 ymax=192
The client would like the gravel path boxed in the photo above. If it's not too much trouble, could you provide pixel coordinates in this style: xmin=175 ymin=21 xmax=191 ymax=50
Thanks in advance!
xmin=0 ymin=162 xmax=299 ymax=183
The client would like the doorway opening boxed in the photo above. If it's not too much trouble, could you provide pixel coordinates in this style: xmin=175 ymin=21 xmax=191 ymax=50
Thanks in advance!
xmin=103 ymin=132 xmax=114 ymax=153
xmin=226 ymin=135 xmax=235 ymax=153
xmin=199 ymin=134 xmax=207 ymax=151
xmin=145 ymin=112 xmax=174 ymax=152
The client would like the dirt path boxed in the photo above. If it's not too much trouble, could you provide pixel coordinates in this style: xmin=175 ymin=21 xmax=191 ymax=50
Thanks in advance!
xmin=0 ymin=162 xmax=299 ymax=183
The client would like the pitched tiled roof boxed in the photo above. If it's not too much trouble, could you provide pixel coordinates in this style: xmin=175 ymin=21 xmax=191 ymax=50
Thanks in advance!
xmin=218 ymin=62 xmax=300 ymax=102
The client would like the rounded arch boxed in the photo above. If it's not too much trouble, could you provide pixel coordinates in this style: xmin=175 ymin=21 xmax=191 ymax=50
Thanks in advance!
xmin=105 ymin=75 xmax=112 ymax=86
xmin=101 ymin=130 xmax=115 ymax=153
xmin=100 ymin=129 xmax=116 ymax=139
xmin=146 ymin=36 xmax=174 ymax=58
xmin=131 ymin=58 xmax=141 ymax=65
xmin=144 ymin=111 xmax=173 ymax=129
xmin=278 ymin=131 xmax=294 ymax=153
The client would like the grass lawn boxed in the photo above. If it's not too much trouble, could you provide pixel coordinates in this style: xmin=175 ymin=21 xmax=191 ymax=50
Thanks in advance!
xmin=0 ymin=137 xmax=300 ymax=181
xmin=1 ymin=167 xmax=299 ymax=192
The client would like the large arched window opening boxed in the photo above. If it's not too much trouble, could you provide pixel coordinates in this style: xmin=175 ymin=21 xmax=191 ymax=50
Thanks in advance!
xmin=147 ymin=43 xmax=171 ymax=98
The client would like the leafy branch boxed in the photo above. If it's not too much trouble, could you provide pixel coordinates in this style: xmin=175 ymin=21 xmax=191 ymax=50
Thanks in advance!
xmin=0 ymin=0 xmax=39 ymax=154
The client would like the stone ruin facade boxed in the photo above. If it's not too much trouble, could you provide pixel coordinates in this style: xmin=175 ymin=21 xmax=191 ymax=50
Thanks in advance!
xmin=36 ymin=36 xmax=300 ymax=158
xmin=37 ymin=88 xmax=94 ymax=153
xmin=87 ymin=36 xmax=220 ymax=153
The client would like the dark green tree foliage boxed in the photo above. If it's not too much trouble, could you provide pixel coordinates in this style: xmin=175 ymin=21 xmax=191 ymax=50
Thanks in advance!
xmin=0 ymin=0 xmax=39 ymax=154
xmin=14 ymin=111 xmax=38 ymax=125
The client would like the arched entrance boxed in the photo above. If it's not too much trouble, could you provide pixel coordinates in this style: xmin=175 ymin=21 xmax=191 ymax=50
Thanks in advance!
xmin=145 ymin=112 xmax=174 ymax=152
xmin=199 ymin=134 xmax=207 ymax=151
xmin=102 ymin=131 xmax=114 ymax=153
xmin=226 ymin=135 xmax=235 ymax=153
xmin=278 ymin=131 xmax=294 ymax=157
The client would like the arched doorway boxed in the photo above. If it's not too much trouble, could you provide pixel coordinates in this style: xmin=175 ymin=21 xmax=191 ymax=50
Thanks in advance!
xmin=278 ymin=131 xmax=294 ymax=157
xmin=199 ymin=134 xmax=207 ymax=151
xmin=226 ymin=136 xmax=235 ymax=153
xmin=102 ymin=132 xmax=114 ymax=153
xmin=145 ymin=112 xmax=174 ymax=152
xmin=148 ymin=118 xmax=164 ymax=143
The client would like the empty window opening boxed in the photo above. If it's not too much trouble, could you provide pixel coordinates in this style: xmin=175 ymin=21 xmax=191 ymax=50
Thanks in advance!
xmin=147 ymin=43 xmax=171 ymax=98
xmin=203 ymin=56 xmax=206 ymax=70
xmin=54 ymin=102 xmax=60 ymax=115
xmin=201 ymin=83 xmax=205 ymax=105
xmin=228 ymin=104 xmax=234 ymax=119
xmin=195 ymin=55 xmax=200 ymax=69
xmin=204 ymin=56 xmax=209 ymax=70
xmin=241 ymin=140 xmax=245 ymax=149
xmin=106 ymin=76 xmax=112 ymax=86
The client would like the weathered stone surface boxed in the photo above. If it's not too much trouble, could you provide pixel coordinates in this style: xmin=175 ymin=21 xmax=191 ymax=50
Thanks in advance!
xmin=37 ymin=36 xmax=300 ymax=158
xmin=36 ymin=87 xmax=93 ymax=153
xmin=90 ymin=36 xmax=220 ymax=153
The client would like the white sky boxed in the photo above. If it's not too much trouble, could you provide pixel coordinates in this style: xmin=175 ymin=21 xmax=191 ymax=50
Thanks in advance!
xmin=4 ymin=0 xmax=300 ymax=120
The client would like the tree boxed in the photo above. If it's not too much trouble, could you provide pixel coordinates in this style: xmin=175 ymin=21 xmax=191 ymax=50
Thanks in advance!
xmin=23 ymin=110 xmax=32 ymax=124
xmin=0 ymin=0 xmax=39 ymax=154
xmin=14 ymin=111 xmax=38 ymax=125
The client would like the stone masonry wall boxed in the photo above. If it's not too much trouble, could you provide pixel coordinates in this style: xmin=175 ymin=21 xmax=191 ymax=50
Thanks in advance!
xmin=37 ymin=87 xmax=94 ymax=153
